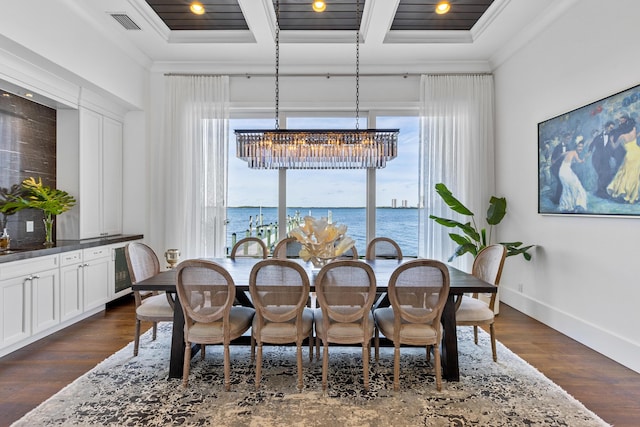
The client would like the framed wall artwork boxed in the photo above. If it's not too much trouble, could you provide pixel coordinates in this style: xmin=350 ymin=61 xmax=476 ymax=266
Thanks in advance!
xmin=538 ymin=82 xmax=640 ymax=216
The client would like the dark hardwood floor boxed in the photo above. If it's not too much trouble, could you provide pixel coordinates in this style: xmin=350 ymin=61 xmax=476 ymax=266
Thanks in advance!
xmin=0 ymin=295 xmax=638 ymax=426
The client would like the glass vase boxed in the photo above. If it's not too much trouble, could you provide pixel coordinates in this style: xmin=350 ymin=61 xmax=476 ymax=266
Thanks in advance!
xmin=43 ymin=217 xmax=54 ymax=247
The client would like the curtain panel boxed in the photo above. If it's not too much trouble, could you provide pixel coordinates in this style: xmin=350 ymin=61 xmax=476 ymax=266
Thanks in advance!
xmin=162 ymin=75 xmax=230 ymax=259
xmin=418 ymin=74 xmax=495 ymax=272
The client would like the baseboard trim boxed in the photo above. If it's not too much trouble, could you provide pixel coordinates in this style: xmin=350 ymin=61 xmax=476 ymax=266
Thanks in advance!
xmin=501 ymin=287 xmax=640 ymax=374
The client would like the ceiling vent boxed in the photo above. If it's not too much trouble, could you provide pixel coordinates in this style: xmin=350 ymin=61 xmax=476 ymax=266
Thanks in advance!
xmin=110 ymin=13 xmax=141 ymax=30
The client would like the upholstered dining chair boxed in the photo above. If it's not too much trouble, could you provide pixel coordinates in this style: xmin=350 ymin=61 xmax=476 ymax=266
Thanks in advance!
xmin=175 ymin=259 xmax=255 ymax=389
xmin=336 ymin=245 xmax=358 ymax=260
xmin=366 ymin=237 xmax=403 ymax=260
xmin=249 ymin=259 xmax=314 ymax=390
xmin=314 ymin=260 xmax=377 ymax=390
xmin=455 ymin=244 xmax=507 ymax=362
xmin=373 ymin=259 xmax=450 ymax=391
xmin=230 ymin=236 xmax=268 ymax=259
xmin=272 ymin=236 xmax=303 ymax=259
xmin=125 ymin=242 xmax=174 ymax=357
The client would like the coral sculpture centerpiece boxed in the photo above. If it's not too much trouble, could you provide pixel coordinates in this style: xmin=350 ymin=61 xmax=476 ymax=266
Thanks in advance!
xmin=289 ymin=216 xmax=356 ymax=268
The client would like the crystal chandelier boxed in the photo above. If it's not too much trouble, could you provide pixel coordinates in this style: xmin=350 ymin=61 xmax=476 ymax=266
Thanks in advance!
xmin=235 ymin=0 xmax=399 ymax=170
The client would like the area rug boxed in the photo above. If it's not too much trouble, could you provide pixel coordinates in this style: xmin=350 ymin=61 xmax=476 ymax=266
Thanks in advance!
xmin=13 ymin=324 xmax=609 ymax=427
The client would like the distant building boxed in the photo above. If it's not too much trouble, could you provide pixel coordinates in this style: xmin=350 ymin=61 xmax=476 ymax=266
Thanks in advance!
xmin=391 ymin=198 xmax=397 ymax=208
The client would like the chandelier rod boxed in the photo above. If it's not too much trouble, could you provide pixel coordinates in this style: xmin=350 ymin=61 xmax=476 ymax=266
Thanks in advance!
xmin=275 ymin=0 xmax=280 ymax=130
xmin=355 ymin=0 xmax=360 ymax=130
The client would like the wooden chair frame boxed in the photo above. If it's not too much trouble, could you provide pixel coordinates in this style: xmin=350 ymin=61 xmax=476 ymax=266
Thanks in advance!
xmin=315 ymin=260 xmax=377 ymax=390
xmin=374 ymin=259 xmax=450 ymax=391
xmin=249 ymin=259 xmax=313 ymax=390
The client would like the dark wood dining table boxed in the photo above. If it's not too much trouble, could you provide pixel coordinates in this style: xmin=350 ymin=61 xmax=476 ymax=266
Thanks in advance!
xmin=131 ymin=257 xmax=496 ymax=382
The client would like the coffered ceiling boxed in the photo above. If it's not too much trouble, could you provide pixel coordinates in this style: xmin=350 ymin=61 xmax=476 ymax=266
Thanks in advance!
xmin=143 ymin=0 xmax=495 ymax=32
xmin=73 ymin=0 xmax=565 ymax=74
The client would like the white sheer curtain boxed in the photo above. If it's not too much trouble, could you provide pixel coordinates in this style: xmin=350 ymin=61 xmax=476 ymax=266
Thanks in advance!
xmin=162 ymin=75 xmax=229 ymax=259
xmin=418 ymin=74 xmax=495 ymax=272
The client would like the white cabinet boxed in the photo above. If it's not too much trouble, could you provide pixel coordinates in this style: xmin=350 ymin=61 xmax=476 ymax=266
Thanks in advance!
xmin=0 ymin=255 xmax=59 ymax=348
xmin=57 ymin=107 xmax=123 ymax=240
xmin=82 ymin=246 xmax=112 ymax=311
xmin=59 ymin=251 xmax=84 ymax=322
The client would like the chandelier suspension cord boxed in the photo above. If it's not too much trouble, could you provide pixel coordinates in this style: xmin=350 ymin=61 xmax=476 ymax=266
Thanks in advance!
xmin=355 ymin=0 xmax=360 ymax=130
xmin=275 ymin=0 xmax=280 ymax=130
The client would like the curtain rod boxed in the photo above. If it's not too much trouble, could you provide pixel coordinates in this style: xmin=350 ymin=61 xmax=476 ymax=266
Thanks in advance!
xmin=164 ymin=72 xmax=492 ymax=78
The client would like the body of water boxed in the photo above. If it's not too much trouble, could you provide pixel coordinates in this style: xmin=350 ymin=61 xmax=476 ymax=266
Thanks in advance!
xmin=226 ymin=207 xmax=419 ymax=257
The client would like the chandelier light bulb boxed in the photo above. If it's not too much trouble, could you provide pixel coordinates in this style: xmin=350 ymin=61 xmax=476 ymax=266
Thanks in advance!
xmin=190 ymin=2 xmax=205 ymax=15
xmin=312 ymin=1 xmax=326 ymax=13
xmin=435 ymin=1 xmax=451 ymax=15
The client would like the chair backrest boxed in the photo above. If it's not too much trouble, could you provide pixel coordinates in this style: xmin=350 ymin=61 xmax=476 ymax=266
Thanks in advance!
xmin=230 ymin=237 xmax=268 ymax=259
xmin=387 ymin=259 xmax=450 ymax=332
xmin=175 ymin=259 xmax=236 ymax=329
xmin=336 ymin=245 xmax=358 ymax=260
xmin=249 ymin=259 xmax=310 ymax=326
xmin=472 ymin=244 xmax=507 ymax=286
xmin=272 ymin=237 xmax=303 ymax=259
xmin=124 ymin=242 xmax=160 ymax=285
xmin=366 ymin=237 xmax=403 ymax=260
xmin=315 ymin=260 xmax=376 ymax=324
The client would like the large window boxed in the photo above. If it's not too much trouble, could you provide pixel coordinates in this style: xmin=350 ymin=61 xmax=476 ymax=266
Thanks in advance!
xmin=375 ymin=116 xmax=419 ymax=256
xmin=227 ymin=118 xmax=278 ymax=252
xmin=227 ymin=114 xmax=418 ymax=256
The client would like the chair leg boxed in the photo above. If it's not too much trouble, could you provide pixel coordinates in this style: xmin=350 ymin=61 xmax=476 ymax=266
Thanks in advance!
xmin=316 ymin=330 xmax=321 ymax=360
xmin=374 ymin=327 xmax=380 ymax=362
xmin=200 ymin=344 xmax=206 ymax=360
xmin=224 ymin=343 xmax=231 ymax=391
xmin=182 ymin=341 xmax=192 ymax=388
xmin=362 ymin=344 xmax=370 ymax=391
xmin=393 ymin=345 xmax=400 ymax=391
xmin=152 ymin=322 xmax=158 ymax=341
xmin=433 ymin=343 xmax=442 ymax=391
xmin=473 ymin=325 xmax=479 ymax=345
xmin=255 ymin=343 xmax=262 ymax=390
xmin=251 ymin=334 xmax=255 ymax=363
xmin=490 ymin=323 xmax=497 ymax=362
xmin=297 ymin=342 xmax=304 ymax=391
xmin=426 ymin=345 xmax=431 ymax=363
xmin=134 ymin=319 xmax=141 ymax=356
xmin=308 ymin=332 xmax=314 ymax=362
xmin=322 ymin=343 xmax=329 ymax=390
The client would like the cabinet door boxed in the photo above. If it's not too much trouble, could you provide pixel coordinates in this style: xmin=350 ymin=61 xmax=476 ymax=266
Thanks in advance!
xmin=79 ymin=108 xmax=103 ymax=239
xmin=102 ymin=117 xmax=123 ymax=236
xmin=31 ymin=269 xmax=60 ymax=334
xmin=60 ymin=263 xmax=84 ymax=321
xmin=83 ymin=256 xmax=110 ymax=311
xmin=0 ymin=276 xmax=31 ymax=348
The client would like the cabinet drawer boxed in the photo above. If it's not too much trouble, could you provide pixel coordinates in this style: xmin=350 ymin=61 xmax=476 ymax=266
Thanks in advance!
xmin=60 ymin=250 xmax=83 ymax=267
xmin=83 ymin=247 xmax=110 ymax=261
xmin=0 ymin=255 xmax=58 ymax=281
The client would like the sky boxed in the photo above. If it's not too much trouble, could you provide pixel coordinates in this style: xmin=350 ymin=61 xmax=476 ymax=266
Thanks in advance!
xmin=228 ymin=116 xmax=419 ymax=207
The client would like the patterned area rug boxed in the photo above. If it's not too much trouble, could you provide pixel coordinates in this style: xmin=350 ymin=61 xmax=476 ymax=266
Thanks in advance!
xmin=13 ymin=324 xmax=609 ymax=426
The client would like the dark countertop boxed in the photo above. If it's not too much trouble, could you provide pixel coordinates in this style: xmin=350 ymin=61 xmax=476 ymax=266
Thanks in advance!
xmin=0 ymin=234 xmax=144 ymax=264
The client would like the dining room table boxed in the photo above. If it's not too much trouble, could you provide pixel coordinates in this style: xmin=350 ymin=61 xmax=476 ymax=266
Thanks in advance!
xmin=131 ymin=257 xmax=496 ymax=382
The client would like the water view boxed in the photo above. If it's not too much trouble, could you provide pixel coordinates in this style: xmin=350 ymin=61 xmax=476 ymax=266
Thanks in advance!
xmin=226 ymin=207 xmax=419 ymax=257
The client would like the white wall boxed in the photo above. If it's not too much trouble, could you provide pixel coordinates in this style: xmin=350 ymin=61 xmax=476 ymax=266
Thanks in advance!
xmin=494 ymin=0 xmax=640 ymax=373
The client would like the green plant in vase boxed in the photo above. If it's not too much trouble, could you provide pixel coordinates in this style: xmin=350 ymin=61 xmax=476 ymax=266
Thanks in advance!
xmin=2 ymin=177 xmax=76 ymax=246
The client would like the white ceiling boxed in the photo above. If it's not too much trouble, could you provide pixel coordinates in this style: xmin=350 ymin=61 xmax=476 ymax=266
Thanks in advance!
xmin=75 ymin=0 xmax=570 ymax=75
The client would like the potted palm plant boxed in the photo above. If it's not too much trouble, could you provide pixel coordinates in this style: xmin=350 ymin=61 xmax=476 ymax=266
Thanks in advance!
xmin=1 ymin=177 xmax=76 ymax=246
xmin=429 ymin=183 xmax=533 ymax=262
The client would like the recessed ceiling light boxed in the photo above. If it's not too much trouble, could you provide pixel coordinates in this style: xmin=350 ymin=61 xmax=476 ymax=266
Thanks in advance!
xmin=190 ymin=2 xmax=205 ymax=15
xmin=312 ymin=1 xmax=326 ymax=13
xmin=25 ymin=93 xmax=33 ymax=98
xmin=435 ymin=1 xmax=451 ymax=15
